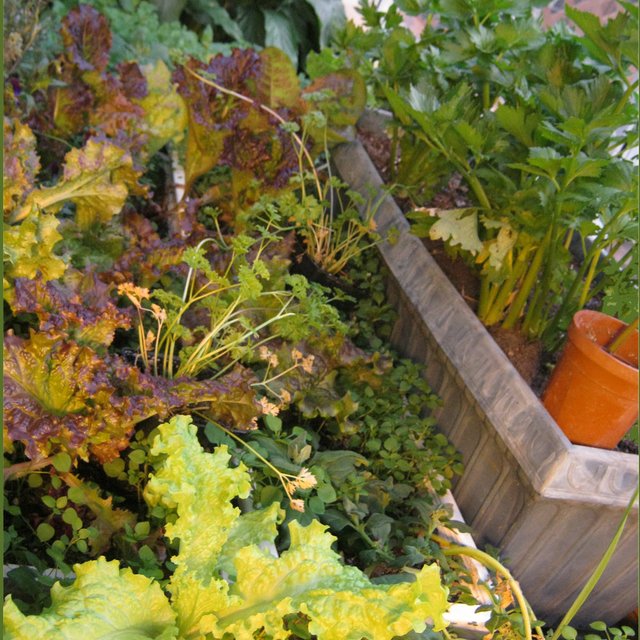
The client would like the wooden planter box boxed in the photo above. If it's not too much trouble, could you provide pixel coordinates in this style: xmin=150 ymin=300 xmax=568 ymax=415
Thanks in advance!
xmin=332 ymin=133 xmax=639 ymax=626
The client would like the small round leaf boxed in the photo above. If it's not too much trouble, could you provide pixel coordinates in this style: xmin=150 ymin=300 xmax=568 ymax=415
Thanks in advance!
xmin=27 ymin=473 xmax=43 ymax=488
xmin=52 ymin=452 xmax=72 ymax=473
xmin=36 ymin=523 xmax=56 ymax=542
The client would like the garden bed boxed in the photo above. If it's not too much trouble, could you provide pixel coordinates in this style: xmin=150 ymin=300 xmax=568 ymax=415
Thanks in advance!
xmin=331 ymin=131 xmax=639 ymax=626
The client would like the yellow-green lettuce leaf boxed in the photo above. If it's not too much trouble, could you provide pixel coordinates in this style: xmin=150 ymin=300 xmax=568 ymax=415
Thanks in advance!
xmin=3 ymin=211 xmax=66 ymax=287
xmin=3 ymin=557 xmax=177 ymax=640
xmin=3 ymin=117 xmax=40 ymax=216
xmin=146 ymin=415 xmax=450 ymax=640
xmin=135 ymin=60 xmax=188 ymax=158
xmin=211 ymin=519 xmax=449 ymax=640
xmin=11 ymin=138 xmax=142 ymax=229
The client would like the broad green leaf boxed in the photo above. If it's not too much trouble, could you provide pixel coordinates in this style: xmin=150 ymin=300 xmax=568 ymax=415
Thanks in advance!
xmin=427 ymin=208 xmax=484 ymax=255
xmin=453 ymin=121 xmax=483 ymax=155
xmin=525 ymin=147 xmax=564 ymax=179
xmin=494 ymin=20 xmax=544 ymax=49
xmin=258 ymin=47 xmax=301 ymax=109
xmin=310 ymin=450 xmax=368 ymax=485
xmin=566 ymin=5 xmax=638 ymax=69
xmin=264 ymin=10 xmax=300 ymax=68
xmin=306 ymin=0 xmax=346 ymax=47
xmin=12 ymin=139 xmax=142 ymax=229
xmin=152 ymin=0 xmax=188 ymax=22
xmin=496 ymin=105 xmax=539 ymax=147
xmin=36 ymin=523 xmax=55 ymax=542
xmin=3 ymin=558 xmax=177 ymax=639
xmin=477 ymin=219 xmax=518 ymax=272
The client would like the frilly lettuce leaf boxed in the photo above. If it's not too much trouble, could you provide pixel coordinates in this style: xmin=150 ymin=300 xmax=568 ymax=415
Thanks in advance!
xmin=3 ymin=415 xmax=450 ymax=639
xmin=11 ymin=138 xmax=143 ymax=229
xmin=60 ymin=4 xmax=111 ymax=73
xmin=11 ymin=273 xmax=131 ymax=348
xmin=256 ymin=47 xmax=301 ymax=109
xmin=146 ymin=415 xmax=450 ymax=639
xmin=216 ymin=501 xmax=283 ymax=579
xmin=3 ymin=557 xmax=177 ymax=640
xmin=2 ymin=331 xmax=154 ymax=462
xmin=3 ymin=117 xmax=40 ymax=216
xmin=144 ymin=415 xmax=252 ymax=636
xmin=173 ymin=50 xmax=300 ymax=197
xmin=3 ymin=211 xmax=66 ymax=286
xmin=213 ymin=519 xmax=449 ymax=640
xmin=144 ymin=416 xmax=253 ymax=581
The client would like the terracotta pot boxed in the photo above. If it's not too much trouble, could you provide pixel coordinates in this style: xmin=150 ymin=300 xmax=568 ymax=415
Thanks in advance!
xmin=542 ymin=310 xmax=639 ymax=449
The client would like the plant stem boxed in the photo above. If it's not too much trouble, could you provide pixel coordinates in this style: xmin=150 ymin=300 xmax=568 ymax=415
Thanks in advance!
xmin=606 ymin=318 xmax=639 ymax=355
xmin=502 ymin=230 xmax=549 ymax=330
xmin=577 ymin=248 xmax=603 ymax=309
xmin=523 ymin=202 xmax=562 ymax=337
xmin=440 ymin=544 xmax=537 ymax=640
xmin=477 ymin=278 xmax=499 ymax=325
xmin=614 ymin=78 xmax=639 ymax=114
xmin=482 ymin=247 xmax=531 ymax=326
xmin=543 ymin=205 xmax=631 ymax=344
xmin=4 ymin=457 xmax=55 ymax=481
xmin=549 ymin=485 xmax=639 ymax=640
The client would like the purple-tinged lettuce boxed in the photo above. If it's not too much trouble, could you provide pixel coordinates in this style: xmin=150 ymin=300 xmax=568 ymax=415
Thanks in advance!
xmin=173 ymin=48 xmax=302 ymax=198
xmin=3 ymin=331 xmax=155 ymax=462
xmin=3 ymin=325 xmax=261 ymax=462
xmin=11 ymin=273 xmax=132 ymax=348
xmin=60 ymin=4 xmax=111 ymax=73
xmin=3 ymin=117 xmax=40 ymax=216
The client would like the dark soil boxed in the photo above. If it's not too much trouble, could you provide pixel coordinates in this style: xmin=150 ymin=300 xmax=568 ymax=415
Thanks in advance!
xmin=356 ymin=122 xmax=638 ymax=454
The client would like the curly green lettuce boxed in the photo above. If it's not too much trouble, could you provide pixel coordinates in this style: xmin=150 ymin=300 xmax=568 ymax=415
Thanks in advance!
xmin=3 ymin=557 xmax=177 ymax=640
xmin=4 ymin=415 xmax=451 ymax=640
xmin=149 ymin=416 xmax=451 ymax=639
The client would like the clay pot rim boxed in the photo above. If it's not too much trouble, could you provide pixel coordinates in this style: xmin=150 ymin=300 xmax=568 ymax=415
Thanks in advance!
xmin=569 ymin=310 xmax=639 ymax=382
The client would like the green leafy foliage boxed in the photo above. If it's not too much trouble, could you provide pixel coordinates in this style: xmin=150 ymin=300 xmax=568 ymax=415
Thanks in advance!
xmin=175 ymin=0 xmax=346 ymax=71
xmin=4 ymin=416 xmax=451 ymax=639
xmin=335 ymin=0 xmax=638 ymax=346
xmin=3 ymin=4 xmax=464 ymax=632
